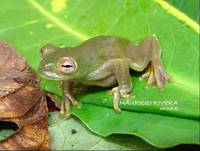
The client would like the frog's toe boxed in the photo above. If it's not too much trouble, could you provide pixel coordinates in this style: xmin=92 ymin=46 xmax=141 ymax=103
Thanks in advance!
xmin=154 ymin=68 xmax=165 ymax=90
xmin=110 ymin=87 xmax=121 ymax=112
xmin=141 ymin=69 xmax=155 ymax=88
xmin=154 ymin=67 xmax=173 ymax=90
xmin=60 ymin=101 xmax=65 ymax=115
xmin=121 ymin=93 xmax=131 ymax=99
xmin=71 ymin=99 xmax=80 ymax=106
xmin=60 ymin=99 xmax=71 ymax=115
xmin=107 ymin=90 xmax=113 ymax=96
xmin=146 ymin=71 xmax=155 ymax=87
xmin=114 ymin=106 xmax=122 ymax=112
xmin=120 ymin=92 xmax=135 ymax=99
xmin=73 ymin=100 xmax=82 ymax=109
xmin=65 ymin=100 xmax=71 ymax=115
xmin=140 ymin=71 xmax=150 ymax=81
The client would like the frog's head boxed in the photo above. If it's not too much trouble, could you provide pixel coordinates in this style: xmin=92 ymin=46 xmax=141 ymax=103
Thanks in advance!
xmin=39 ymin=44 xmax=79 ymax=80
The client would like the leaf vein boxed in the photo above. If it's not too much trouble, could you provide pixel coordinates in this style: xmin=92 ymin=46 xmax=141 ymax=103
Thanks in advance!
xmin=27 ymin=0 xmax=89 ymax=40
xmin=154 ymin=0 xmax=200 ymax=34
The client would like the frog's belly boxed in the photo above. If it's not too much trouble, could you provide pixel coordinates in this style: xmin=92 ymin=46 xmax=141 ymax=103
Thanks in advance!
xmin=81 ymin=75 xmax=117 ymax=87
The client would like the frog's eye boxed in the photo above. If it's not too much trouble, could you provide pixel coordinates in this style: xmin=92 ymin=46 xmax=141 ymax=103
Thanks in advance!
xmin=58 ymin=57 xmax=77 ymax=74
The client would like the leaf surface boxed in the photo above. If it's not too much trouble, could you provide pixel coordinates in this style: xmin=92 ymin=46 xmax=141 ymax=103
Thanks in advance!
xmin=48 ymin=111 xmax=156 ymax=150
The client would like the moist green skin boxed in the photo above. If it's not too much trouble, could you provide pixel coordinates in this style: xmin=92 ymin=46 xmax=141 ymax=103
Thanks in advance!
xmin=39 ymin=35 xmax=172 ymax=114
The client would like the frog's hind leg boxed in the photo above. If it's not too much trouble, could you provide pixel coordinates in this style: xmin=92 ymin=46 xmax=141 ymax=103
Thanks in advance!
xmin=129 ymin=35 xmax=172 ymax=90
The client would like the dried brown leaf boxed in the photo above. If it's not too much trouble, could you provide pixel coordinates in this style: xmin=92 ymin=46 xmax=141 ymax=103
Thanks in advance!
xmin=0 ymin=39 xmax=49 ymax=150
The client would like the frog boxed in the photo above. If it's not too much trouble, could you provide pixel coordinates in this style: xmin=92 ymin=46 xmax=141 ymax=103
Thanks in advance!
xmin=39 ymin=35 xmax=172 ymax=114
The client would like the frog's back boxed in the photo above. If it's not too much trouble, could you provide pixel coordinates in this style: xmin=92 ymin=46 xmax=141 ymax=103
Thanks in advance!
xmin=76 ymin=36 xmax=131 ymax=60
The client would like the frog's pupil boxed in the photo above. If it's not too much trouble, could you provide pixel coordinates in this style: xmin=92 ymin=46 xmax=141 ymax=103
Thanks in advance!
xmin=62 ymin=64 xmax=73 ymax=68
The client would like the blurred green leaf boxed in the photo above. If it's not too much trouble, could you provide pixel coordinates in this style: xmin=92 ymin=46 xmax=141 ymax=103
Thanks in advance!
xmin=0 ymin=130 xmax=15 ymax=141
xmin=0 ymin=0 xmax=199 ymax=148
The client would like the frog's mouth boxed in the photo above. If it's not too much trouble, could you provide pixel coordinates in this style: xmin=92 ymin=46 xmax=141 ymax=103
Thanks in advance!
xmin=39 ymin=61 xmax=65 ymax=80
xmin=40 ymin=71 xmax=64 ymax=80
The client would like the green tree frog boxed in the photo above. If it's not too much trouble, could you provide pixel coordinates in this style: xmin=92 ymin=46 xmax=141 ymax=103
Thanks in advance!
xmin=39 ymin=35 xmax=172 ymax=114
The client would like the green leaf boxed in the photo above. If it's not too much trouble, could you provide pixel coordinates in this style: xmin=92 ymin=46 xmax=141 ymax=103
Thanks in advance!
xmin=48 ymin=112 xmax=156 ymax=150
xmin=0 ymin=0 xmax=199 ymax=148
xmin=72 ymin=104 xmax=199 ymax=148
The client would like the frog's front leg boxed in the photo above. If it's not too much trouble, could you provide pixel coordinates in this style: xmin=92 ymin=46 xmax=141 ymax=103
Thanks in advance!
xmin=88 ymin=59 xmax=132 ymax=112
xmin=110 ymin=59 xmax=132 ymax=112
xmin=60 ymin=81 xmax=79 ymax=115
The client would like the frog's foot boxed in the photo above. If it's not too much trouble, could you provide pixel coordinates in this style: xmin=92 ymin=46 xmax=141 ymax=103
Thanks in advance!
xmin=70 ymin=99 xmax=81 ymax=110
xmin=60 ymin=98 xmax=71 ymax=116
xmin=65 ymin=94 xmax=80 ymax=106
xmin=140 ymin=59 xmax=173 ymax=90
xmin=109 ymin=87 xmax=132 ymax=112
xmin=60 ymin=96 xmax=80 ymax=115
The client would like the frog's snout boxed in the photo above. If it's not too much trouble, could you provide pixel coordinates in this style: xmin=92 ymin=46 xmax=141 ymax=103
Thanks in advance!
xmin=39 ymin=61 xmax=63 ymax=79
xmin=39 ymin=62 xmax=54 ymax=75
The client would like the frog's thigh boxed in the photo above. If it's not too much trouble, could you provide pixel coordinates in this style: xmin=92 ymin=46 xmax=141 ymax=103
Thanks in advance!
xmin=129 ymin=35 xmax=161 ymax=72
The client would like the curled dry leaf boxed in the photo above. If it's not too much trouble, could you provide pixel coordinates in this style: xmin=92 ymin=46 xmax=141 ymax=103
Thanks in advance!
xmin=0 ymin=40 xmax=49 ymax=150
